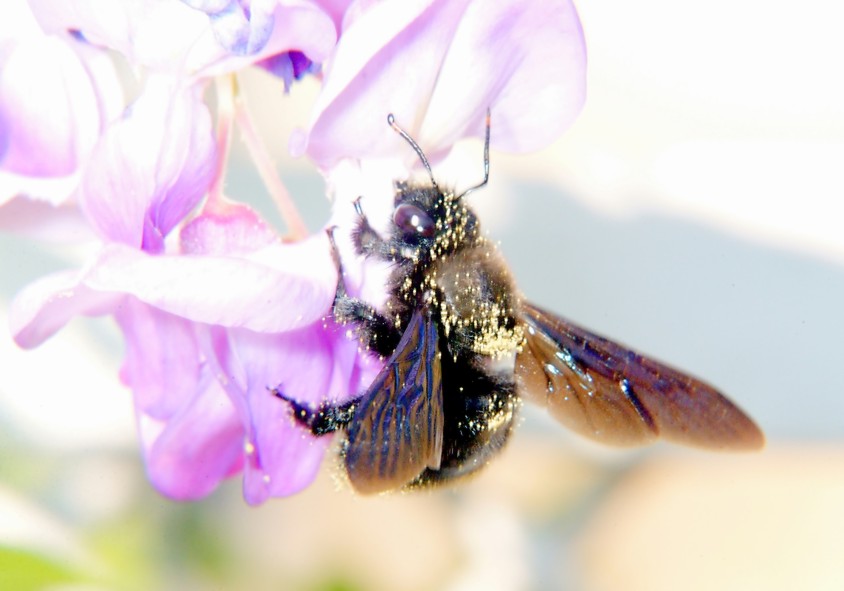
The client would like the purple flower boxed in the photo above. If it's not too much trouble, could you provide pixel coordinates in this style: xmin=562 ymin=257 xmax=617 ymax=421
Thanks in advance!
xmin=4 ymin=0 xmax=586 ymax=502
xmin=258 ymin=50 xmax=321 ymax=92
xmin=299 ymin=0 xmax=586 ymax=168
xmin=0 ymin=0 xmax=123 ymax=204
xmin=5 ymin=0 xmax=351 ymax=502
xmin=10 ymin=197 xmax=360 ymax=502
xmin=26 ymin=0 xmax=337 ymax=77
xmin=76 ymin=77 xmax=216 ymax=253
xmin=110 ymin=207 xmax=365 ymax=503
xmin=183 ymin=0 xmax=280 ymax=56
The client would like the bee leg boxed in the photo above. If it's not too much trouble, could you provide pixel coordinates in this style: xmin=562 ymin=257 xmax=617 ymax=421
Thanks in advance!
xmin=350 ymin=197 xmax=405 ymax=261
xmin=326 ymin=226 xmax=402 ymax=357
xmin=270 ymin=387 xmax=360 ymax=436
xmin=334 ymin=297 xmax=402 ymax=357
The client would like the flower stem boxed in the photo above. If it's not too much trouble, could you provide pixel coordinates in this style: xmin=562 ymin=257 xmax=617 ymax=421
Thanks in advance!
xmin=208 ymin=75 xmax=236 ymax=210
xmin=234 ymin=85 xmax=309 ymax=241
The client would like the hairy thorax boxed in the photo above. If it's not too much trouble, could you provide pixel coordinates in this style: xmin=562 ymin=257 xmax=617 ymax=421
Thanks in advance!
xmin=384 ymin=190 xmax=524 ymax=363
xmin=428 ymin=242 xmax=524 ymax=361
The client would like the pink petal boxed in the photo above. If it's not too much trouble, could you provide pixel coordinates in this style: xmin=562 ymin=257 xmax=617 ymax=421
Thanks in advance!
xmin=196 ymin=2 xmax=338 ymax=77
xmin=9 ymin=267 xmax=122 ymax=349
xmin=185 ymin=0 xmax=278 ymax=56
xmin=115 ymin=298 xmax=201 ymax=419
xmin=115 ymin=298 xmax=244 ymax=500
xmin=10 ymin=226 xmax=334 ymax=348
xmin=85 ymin=233 xmax=336 ymax=332
xmin=136 ymin=372 xmax=245 ymax=500
xmin=0 ymin=32 xmax=122 ymax=196
xmin=424 ymin=0 xmax=586 ymax=152
xmin=27 ymin=0 xmax=213 ymax=71
xmin=304 ymin=0 xmax=586 ymax=168
xmin=179 ymin=201 xmax=277 ymax=255
xmin=1 ymin=38 xmax=87 ymax=176
xmin=77 ymin=77 xmax=215 ymax=248
xmin=29 ymin=0 xmax=336 ymax=77
xmin=145 ymin=80 xmax=216 ymax=243
xmin=315 ymin=0 xmax=356 ymax=34
xmin=304 ymin=0 xmax=470 ymax=166
xmin=210 ymin=321 xmax=360 ymax=503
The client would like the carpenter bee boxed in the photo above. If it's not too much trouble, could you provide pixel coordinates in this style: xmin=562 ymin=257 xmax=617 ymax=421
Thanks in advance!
xmin=273 ymin=113 xmax=764 ymax=494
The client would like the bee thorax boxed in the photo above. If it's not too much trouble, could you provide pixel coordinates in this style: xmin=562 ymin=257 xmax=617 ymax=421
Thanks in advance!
xmin=430 ymin=246 xmax=523 ymax=360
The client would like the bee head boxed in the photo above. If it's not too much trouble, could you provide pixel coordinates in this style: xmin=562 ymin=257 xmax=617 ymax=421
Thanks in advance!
xmin=386 ymin=112 xmax=490 ymax=256
xmin=389 ymin=181 xmax=479 ymax=257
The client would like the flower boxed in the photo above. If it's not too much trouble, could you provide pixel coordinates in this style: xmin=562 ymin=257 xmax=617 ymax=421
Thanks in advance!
xmin=0 ymin=0 xmax=123 ymax=204
xmin=5 ymin=0 xmax=350 ymax=503
xmin=3 ymin=0 xmax=586 ymax=503
xmin=109 ymin=206 xmax=359 ymax=503
xmin=300 ymin=0 xmax=586 ymax=167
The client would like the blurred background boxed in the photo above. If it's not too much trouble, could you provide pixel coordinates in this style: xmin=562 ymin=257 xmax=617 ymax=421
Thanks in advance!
xmin=2 ymin=0 xmax=843 ymax=589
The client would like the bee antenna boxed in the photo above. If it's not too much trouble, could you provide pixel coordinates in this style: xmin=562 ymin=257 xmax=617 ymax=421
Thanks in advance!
xmin=458 ymin=108 xmax=491 ymax=199
xmin=387 ymin=113 xmax=439 ymax=191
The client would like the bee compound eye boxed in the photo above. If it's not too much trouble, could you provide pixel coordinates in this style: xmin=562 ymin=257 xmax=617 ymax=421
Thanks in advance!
xmin=393 ymin=203 xmax=435 ymax=238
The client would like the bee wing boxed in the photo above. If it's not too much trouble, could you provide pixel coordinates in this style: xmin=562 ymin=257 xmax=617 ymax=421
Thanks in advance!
xmin=345 ymin=309 xmax=444 ymax=494
xmin=516 ymin=302 xmax=764 ymax=450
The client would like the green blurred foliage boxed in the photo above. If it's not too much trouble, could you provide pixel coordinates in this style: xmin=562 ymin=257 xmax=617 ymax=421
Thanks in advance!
xmin=0 ymin=546 xmax=84 ymax=591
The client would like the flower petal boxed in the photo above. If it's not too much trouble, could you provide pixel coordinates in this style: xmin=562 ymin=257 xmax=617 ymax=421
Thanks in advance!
xmin=27 ymin=0 xmax=213 ymax=72
xmin=9 ymin=267 xmax=122 ymax=349
xmin=84 ymin=234 xmax=336 ymax=332
xmin=0 ymin=4 xmax=122 ymax=203
xmin=423 ymin=0 xmax=586 ymax=153
xmin=304 ymin=0 xmax=471 ymax=167
xmin=114 ymin=298 xmax=245 ymax=500
xmin=137 ymin=383 xmax=245 ymax=500
xmin=77 ymin=77 xmax=215 ymax=249
xmin=315 ymin=0 xmax=355 ymax=35
xmin=184 ymin=0 xmax=277 ymax=56
xmin=10 ymin=220 xmax=335 ymax=349
xmin=257 ymin=50 xmax=319 ymax=92
xmin=145 ymin=81 xmax=216 ymax=245
xmin=115 ymin=297 xmax=202 ymax=419
xmin=304 ymin=0 xmax=585 ymax=168
xmin=179 ymin=201 xmax=277 ymax=255
xmin=209 ymin=321 xmax=359 ymax=503
xmin=197 ymin=1 xmax=338 ymax=77
xmin=29 ymin=0 xmax=336 ymax=78
xmin=1 ymin=38 xmax=92 ymax=177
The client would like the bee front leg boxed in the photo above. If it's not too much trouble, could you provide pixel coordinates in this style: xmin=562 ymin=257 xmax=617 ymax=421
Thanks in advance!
xmin=350 ymin=197 xmax=404 ymax=261
xmin=327 ymin=226 xmax=402 ymax=358
xmin=270 ymin=387 xmax=359 ymax=435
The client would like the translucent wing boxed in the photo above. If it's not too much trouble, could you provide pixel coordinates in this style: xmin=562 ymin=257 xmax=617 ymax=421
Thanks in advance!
xmin=345 ymin=309 xmax=444 ymax=494
xmin=516 ymin=302 xmax=764 ymax=449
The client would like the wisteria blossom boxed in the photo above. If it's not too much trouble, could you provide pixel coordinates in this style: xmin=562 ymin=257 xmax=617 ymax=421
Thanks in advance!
xmin=2 ymin=0 xmax=585 ymax=504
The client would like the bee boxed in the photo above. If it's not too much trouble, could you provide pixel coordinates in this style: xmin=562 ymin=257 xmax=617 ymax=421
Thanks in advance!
xmin=273 ymin=112 xmax=764 ymax=494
